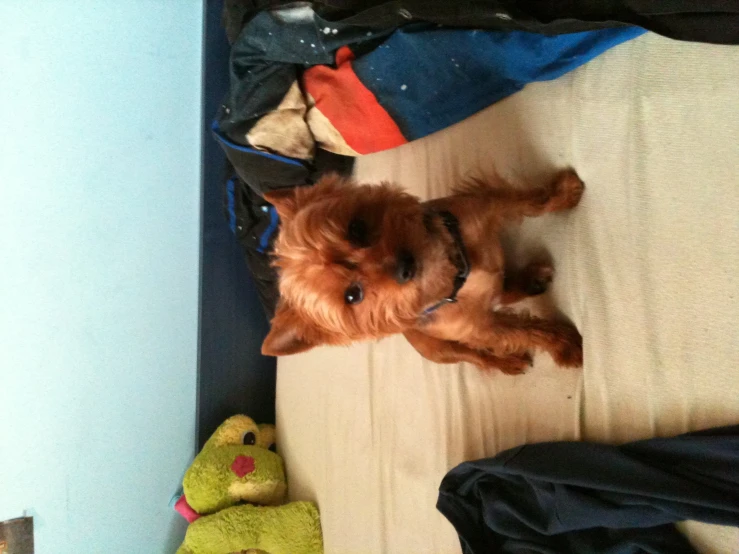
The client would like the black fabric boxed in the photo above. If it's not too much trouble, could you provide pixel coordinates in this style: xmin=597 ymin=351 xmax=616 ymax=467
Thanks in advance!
xmin=229 ymin=177 xmax=281 ymax=320
xmin=225 ymin=0 xmax=739 ymax=45
xmin=437 ymin=425 xmax=739 ymax=554
xmin=315 ymin=0 xmax=739 ymax=45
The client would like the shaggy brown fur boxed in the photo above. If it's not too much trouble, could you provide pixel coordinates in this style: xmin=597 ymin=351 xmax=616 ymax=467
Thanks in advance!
xmin=261 ymin=171 xmax=584 ymax=373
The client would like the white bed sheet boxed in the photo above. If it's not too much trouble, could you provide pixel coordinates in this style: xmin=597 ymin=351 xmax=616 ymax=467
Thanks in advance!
xmin=276 ymin=33 xmax=739 ymax=553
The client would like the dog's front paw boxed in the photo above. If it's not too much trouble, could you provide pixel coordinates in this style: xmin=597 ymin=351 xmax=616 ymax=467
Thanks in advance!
xmin=551 ymin=326 xmax=583 ymax=368
xmin=548 ymin=170 xmax=585 ymax=211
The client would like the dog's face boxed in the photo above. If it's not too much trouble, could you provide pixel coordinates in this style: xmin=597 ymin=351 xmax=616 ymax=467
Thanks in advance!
xmin=261 ymin=174 xmax=459 ymax=356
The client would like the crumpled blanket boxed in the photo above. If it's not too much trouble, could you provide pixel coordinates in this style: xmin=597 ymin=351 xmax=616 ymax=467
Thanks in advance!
xmin=216 ymin=5 xmax=643 ymax=166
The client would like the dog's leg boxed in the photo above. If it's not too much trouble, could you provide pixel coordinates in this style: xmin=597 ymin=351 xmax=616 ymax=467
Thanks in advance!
xmin=500 ymin=261 xmax=554 ymax=305
xmin=436 ymin=170 xmax=584 ymax=222
xmin=403 ymin=329 xmax=532 ymax=374
xmin=489 ymin=170 xmax=584 ymax=219
xmin=479 ymin=311 xmax=583 ymax=368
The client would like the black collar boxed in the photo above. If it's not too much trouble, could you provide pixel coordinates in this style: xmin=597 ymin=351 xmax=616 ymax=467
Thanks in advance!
xmin=422 ymin=210 xmax=470 ymax=316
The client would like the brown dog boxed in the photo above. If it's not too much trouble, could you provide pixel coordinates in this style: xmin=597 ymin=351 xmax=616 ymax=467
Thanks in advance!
xmin=260 ymin=171 xmax=584 ymax=373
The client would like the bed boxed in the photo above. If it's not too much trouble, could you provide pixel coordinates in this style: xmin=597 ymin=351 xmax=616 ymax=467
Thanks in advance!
xmin=275 ymin=32 xmax=739 ymax=553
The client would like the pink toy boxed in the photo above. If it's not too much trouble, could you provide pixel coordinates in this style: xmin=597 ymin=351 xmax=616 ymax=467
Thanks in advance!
xmin=174 ymin=494 xmax=201 ymax=523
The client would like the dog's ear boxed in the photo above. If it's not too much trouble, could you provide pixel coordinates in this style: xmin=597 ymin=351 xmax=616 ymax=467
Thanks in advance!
xmin=263 ymin=187 xmax=298 ymax=220
xmin=261 ymin=303 xmax=330 ymax=356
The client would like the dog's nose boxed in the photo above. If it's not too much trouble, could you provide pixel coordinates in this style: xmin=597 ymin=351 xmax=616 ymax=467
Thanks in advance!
xmin=231 ymin=455 xmax=256 ymax=478
xmin=395 ymin=250 xmax=416 ymax=284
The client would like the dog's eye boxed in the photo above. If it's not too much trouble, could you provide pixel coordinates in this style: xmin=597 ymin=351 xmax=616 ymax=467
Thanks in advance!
xmin=242 ymin=431 xmax=256 ymax=445
xmin=344 ymin=283 xmax=364 ymax=305
xmin=347 ymin=218 xmax=370 ymax=247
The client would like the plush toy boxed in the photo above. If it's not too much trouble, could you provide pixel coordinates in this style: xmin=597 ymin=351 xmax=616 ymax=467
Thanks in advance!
xmin=174 ymin=415 xmax=323 ymax=554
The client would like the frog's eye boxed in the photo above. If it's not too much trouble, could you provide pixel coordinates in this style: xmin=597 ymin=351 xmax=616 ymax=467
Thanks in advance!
xmin=268 ymin=443 xmax=277 ymax=453
xmin=242 ymin=431 xmax=256 ymax=446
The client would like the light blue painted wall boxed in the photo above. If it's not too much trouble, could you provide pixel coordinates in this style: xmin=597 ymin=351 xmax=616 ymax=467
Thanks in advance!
xmin=0 ymin=2 xmax=203 ymax=552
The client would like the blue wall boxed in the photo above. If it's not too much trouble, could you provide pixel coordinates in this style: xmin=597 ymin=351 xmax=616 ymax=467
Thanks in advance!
xmin=0 ymin=2 xmax=203 ymax=552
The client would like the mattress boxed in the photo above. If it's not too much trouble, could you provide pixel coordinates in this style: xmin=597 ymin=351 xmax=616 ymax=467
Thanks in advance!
xmin=276 ymin=32 xmax=739 ymax=553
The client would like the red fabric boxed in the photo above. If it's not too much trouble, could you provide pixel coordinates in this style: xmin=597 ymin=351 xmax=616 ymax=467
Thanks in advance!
xmin=231 ymin=454 xmax=256 ymax=477
xmin=174 ymin=495 xmax=201 ymax=523
xmin=303 ymin=46 xmax=407 ymax=154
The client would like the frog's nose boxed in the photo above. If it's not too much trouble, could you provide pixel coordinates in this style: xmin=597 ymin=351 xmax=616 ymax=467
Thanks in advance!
xmin=231 ymin=455 xmax=255 ymax=477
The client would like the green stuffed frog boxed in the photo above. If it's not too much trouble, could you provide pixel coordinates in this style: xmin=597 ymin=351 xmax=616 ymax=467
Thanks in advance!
xmin=174 ymin=415 xmax=323 ymax=554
